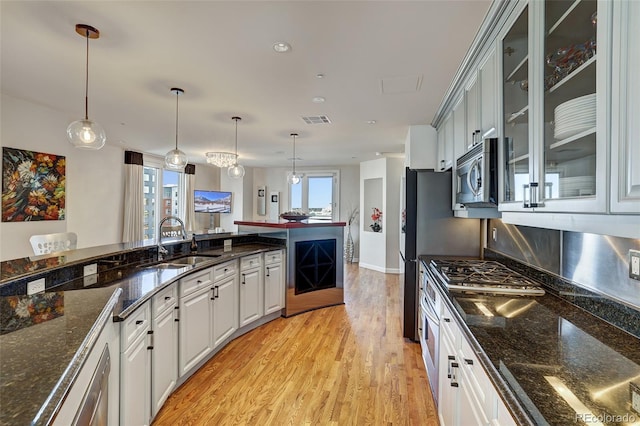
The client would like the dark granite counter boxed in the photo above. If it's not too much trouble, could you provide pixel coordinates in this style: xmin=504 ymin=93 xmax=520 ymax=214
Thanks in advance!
xmin=419 ymin=256 xmax=640 ymax=426
xmin=0 ymin=242 xmax=283 ymax=425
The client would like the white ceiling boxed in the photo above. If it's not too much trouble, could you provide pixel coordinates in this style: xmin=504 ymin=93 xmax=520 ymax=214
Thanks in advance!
xmin=1 ymin=0 xmax=491 ymax=168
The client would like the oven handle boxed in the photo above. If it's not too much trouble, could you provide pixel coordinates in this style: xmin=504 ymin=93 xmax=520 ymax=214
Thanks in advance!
xmin=422 ymin=299 xmax=439 ymax=326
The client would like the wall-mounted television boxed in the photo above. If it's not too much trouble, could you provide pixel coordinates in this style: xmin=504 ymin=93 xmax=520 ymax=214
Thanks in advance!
xmin=194 ymin=190 xmax=232 ymax=213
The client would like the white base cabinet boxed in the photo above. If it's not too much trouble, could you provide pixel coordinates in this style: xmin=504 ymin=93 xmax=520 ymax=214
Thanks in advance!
xmin=213 ymin=270 xmax=239 ymax=347
xmin=120 ymin=302 xmax=152 ymax=426
xmin=179 ymin=268 xmax=215 ymax=377
xmin=240 ymin=254 xmax=263 ymax=327
xmin=151 ymin=284 xmax=178 ymax=418
xmin=438 ymin=301 xmax=516 ymax=426
xmin=264 ymin=250 xmax=285 ymax=315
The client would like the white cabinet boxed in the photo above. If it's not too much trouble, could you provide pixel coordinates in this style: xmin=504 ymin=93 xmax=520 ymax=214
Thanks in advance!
xmin=611 ymin=0 xmax=640 ymax=213
xmin=437 ymin=112 xmax=455 ymax=172
xmin=179 ymin=268 xmax=214 ymax=377
xmin=404 ymin=125 xmax=437 ymax=170
xmin=120 ymin=302 xmax=152 ymax=426
xmin=240 ymin=254 xmax=263 ymax=327
xmin=479 ymin=44 xmax=498 ymax=136
xmin=500 ymin=0 xmax=607 ymax=213
xmin=465 ymin=74 xmax=479 ymax=153
xmin=151 ymin=284 xmax=178 ymax=418
xmin=212 ymin=260 xmax=239 ymax=347
xmin=438 ymin=301 xmax=516 ymax=426
xmin=264 ymin=250 xmax=285 ymax=315
xmin=437 ymin=125 xmax=447 ymax=172
xmin=452 ymin=95 xmax=466 ymax=163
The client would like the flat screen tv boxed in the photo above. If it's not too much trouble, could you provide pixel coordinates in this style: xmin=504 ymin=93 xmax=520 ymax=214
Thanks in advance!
xmin=194 ymin=190 xmax=232 ymax=213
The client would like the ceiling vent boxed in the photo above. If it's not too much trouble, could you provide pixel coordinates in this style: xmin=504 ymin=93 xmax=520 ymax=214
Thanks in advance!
xmin=301 ymin=115 xmax=331 ymax=125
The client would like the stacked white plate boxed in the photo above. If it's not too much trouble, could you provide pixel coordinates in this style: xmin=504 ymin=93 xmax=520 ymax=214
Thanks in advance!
xmin=554 ymin=93 xmax=596 ymax=140
xmin=559 ymin=176 xmax=596 ymax=197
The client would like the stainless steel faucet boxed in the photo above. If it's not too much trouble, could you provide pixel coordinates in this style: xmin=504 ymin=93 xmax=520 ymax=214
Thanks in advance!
xmin=157 ymin=216 xmax=186 ymax=260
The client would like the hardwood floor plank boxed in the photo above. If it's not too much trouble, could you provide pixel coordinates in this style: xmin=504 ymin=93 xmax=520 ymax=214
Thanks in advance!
xmin=153 ymin=265 xmax=438 ymax=425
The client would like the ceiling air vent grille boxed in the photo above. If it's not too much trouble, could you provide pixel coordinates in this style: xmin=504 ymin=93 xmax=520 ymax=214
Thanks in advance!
xmin=301 ymin=115 xmax=331 ymax=125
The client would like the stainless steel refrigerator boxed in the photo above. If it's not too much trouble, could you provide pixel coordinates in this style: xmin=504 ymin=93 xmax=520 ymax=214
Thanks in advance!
xmin=400 ymin=168 xmax=481 ymax=340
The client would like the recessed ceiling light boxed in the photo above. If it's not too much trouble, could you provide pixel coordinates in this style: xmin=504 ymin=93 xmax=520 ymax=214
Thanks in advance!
xmin=273 ymin=42 xmax=291 ymax=53
xmin=312 ymin=96 xmax=325 ymax=103
xmin=316 ymin=73 xmax=325 ymax=79
xmin=367 ymin=120 xmax=377 ymax=124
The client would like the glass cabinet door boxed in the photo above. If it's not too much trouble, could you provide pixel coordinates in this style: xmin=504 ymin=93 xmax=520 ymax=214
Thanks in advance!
xmin=502 ymin=6 xmax=529 ymax=203
xmin=543 ymin=0 xmax=597 ymax=201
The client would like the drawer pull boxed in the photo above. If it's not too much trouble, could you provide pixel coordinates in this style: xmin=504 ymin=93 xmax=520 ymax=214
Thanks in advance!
xmin=464 ymin=358 xmax=474 ymax=365
xmin=136 ymin=320 xmax=144 ymax=325
xmin=165 ymin=296 xmax=171 ymax=301
xmin=443 ymin=318 xmax=451 ymax=323
xmin=266 ymin=267 xmax=270 ymax=277
xmin=197 ymin=280 xmax=203 ymax=284
xmin=242 ymin=273 xmax=246 ymax=285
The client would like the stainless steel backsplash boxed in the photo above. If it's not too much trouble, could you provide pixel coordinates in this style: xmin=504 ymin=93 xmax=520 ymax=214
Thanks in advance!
xmin=487 ymin=219 xmax=640 ymax=310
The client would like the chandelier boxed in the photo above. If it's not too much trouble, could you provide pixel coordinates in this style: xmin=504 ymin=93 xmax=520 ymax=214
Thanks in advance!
xmin=205 ymin=151 xmax=237 ymax=167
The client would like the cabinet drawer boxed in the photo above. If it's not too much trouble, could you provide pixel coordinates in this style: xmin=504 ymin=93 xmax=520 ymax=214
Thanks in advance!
xmin=122 ymin=302 xmax=151 ymax=350
xmin=152 ymin=283 xmax=177 ymax=317
xmin=440 ymin=306 xmax=460 ymax=349
xmin=213 ymin=260 xmax=236 ymax=282
xmin=180 ymin=268 xmax=212 ymax=297
xmin=264 ymin=250 xmax=283 ymax=265
xmin=240 ymin=254 xmax=261 ymax=271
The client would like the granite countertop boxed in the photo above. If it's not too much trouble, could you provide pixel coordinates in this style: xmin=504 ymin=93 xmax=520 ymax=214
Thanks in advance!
xmin=0 ymin=243 xmax=282 ymax=425
xmin=423 ymin=258 xmax=640 ymax=426
xmin=235 ymin=219 xmax=346 ymax=228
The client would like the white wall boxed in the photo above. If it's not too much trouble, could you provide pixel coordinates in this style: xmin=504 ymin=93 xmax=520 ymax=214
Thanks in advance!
xmin=1 ymin=93 xmax=124 ymax=260
xmin=1 ymin=94 xmax=222 ymax=261
xmin=219 ymin=166 xmax=253 ymax=233
xmin=359 ymin=157 xmax=403 ymax=273
xmin=250 ymin=166 xmax=360 ymax=257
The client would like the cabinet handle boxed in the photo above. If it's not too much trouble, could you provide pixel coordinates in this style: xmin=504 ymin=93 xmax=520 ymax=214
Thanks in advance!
xmin=197 ymin=280 xmax=203 ymax=284
xmin=174 ymin=306 xmax=180 ymax=322
xmin=147 ymin=330 xmax=154 ymax=350
xmin=464 ymin=358 xmax=474 ymax=365
xmin=215 ymin=285 xmax=219 ymax=299
xmin=224 ymin=268 xmax=228 ymax=272
xmin=450 ymin=361 xmax=459 ymax=387
xmin=443 ymin=318 xmax=451 ymax=323
xmin=447 ymin=355 xmax=455 ymax=378
xmin=136 ymin=320 xmax=144 ymax=325
xmin=211 ymin=288 xmax=215 ymax=301
xmin=266 ymin=267 xmax=270 ymax=277
xmin=165 ymin=296 xmax=171 ymax=301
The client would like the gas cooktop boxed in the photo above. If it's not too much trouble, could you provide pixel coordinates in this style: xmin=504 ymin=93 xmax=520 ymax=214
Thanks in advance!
xmin=430 ymin=259 xmax=545 ymax=296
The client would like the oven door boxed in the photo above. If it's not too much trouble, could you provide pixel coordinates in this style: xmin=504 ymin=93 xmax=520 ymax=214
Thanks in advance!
xmin=420 ymin=297 xmax=440 ymax=403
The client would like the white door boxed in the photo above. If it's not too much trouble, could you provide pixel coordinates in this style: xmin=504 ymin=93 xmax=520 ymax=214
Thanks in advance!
xmin=240 ymin=267 xmax=262 ymax=327
xmin=151 ymin=305 xmax=178 ymax=417
xmin=121 ymin=332 xmax=151 ymax=426
xmin=213 ymin=274 xmax=238 ymax=347
xmin=264 ymin=261 xmax=284 ymax=315
xmin=179 ymin=287 xmax=213 ymax=377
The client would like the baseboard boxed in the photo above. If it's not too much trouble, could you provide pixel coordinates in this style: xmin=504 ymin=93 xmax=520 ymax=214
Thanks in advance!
xmin=358 ymin=262 xmax=387 ymax=273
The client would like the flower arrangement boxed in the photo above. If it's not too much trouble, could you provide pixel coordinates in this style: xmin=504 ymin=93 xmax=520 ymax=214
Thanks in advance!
xmin=370 ymin=207 xmax=382 ymax=232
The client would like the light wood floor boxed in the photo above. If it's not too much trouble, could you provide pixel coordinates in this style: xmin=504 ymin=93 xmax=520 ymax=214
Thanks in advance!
xmin=153 ymin=265 xmax=439 ymax=425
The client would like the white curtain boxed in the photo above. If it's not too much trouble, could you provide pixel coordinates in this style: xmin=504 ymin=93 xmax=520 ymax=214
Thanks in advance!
xmin=184 ymin=172 xmax=196 ymax=232
xmin=122 ymin=163 xmax=144 ymax=242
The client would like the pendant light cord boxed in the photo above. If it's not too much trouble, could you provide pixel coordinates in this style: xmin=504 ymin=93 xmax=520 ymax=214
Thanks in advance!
xmin=175 ymin=90 xmax=179 ymax=150
xmin=84 ymin=29 xmax=89 ymax=120
xmin=292 ymin=135 xmax=296 ymax=174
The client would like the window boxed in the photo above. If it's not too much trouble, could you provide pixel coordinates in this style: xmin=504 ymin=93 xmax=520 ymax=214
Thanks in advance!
xmin=289 ymin=171 xmax=339 ymax=221
xmin=143 ymin=162 xmax=185 ymax=241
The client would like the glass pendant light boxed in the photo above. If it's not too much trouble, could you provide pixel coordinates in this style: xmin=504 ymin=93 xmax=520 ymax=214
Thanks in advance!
xmin=66 ymin=24 xmax=106 ymax=150
xmin=287 ymin=133 xmax=302 ymax=185
xmin=164 ymin=88 xmax=188 ymax=170
xmin=227 ymin=116 xmax=245 ymax=179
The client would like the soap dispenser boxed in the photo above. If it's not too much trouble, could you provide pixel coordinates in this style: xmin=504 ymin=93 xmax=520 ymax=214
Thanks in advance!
xmin=190 ymin=234 xmax=198 ymax=253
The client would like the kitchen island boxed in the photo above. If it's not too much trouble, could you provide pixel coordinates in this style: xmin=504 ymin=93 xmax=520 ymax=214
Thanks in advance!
xmin=235 ymin=220 xmax=346 ymax=316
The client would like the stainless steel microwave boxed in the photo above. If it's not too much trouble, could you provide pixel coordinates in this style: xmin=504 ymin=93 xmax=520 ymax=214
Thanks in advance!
xmin=455 ymin=138 xmax=498 ymax=207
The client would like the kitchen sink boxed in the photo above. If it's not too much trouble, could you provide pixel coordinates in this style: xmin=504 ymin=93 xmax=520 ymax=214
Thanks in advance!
xmin=169 ymin=255 xmax=220 ymax=265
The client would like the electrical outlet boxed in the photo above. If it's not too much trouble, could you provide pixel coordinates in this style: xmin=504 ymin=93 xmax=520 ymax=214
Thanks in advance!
xmin=630 ymin=382 xmax=640 ymax=415
xmin=630 ymin=250 xmax=640 ymax=281
xmin=83 ymin=275 xmax=98 ymax=287
xmin=84 ymin=263 xmax=98 ymax=277
xmin=492 ymin=227 xmax=497 ymax=242
xmin=27 ymin=278 xmax=46 ymax=295
xmin=224 ymin=239 xmax=232 ymax=252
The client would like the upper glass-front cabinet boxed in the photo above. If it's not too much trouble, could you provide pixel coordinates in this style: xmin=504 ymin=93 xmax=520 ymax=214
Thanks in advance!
xmin=502 ymin=6 xmax=529 ymax=204
xmin=500 ymin=0 xmax=607 ymax=212
xmin=543 ymin=0 xmax=598 ymax=202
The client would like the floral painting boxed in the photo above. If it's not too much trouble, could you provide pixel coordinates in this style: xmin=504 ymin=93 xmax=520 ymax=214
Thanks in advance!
xmin=2 ymin=147 xmax=65 ymax=222
xmin=0 ymin=292 xmax=64 ymax=335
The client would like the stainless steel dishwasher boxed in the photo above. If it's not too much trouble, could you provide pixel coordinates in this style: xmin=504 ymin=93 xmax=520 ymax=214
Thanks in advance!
xmin=73 ymin=344 xmax=111 ymax=426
